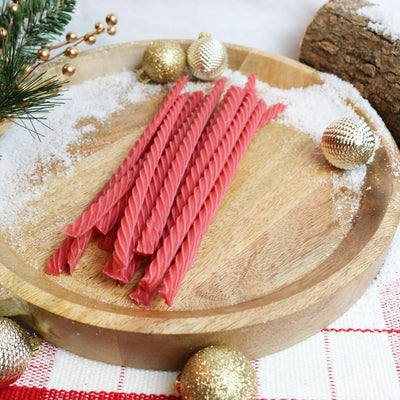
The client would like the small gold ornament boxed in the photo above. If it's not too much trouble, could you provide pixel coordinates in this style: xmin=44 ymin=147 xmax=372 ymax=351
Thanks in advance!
xmin=176 ymin=345 xmax=258 ymax=400
xmin=8 ymin=3 xmax=18 ymax=14
xmin=62 ymin=64 xmax=75 ymax=76
xmin=64 ymin=46 xmax=78 ymax=58
xmin=139 ymin=39 xmax=186 ymax=83
xmin=84 ymin=33 xmax=96 ymax=45
xmin=186 ymin=31 xmax=228 ymax=81
xmin=37 ymin=48 xmax=50 ymax=61
xmin=0 ymin=27 xmax=8 ymax=41
xmin=66 ymin=31 xmax=78 ymax=43
xmin=0 ymin=317 xmax=41 ymax=388
xmin=106 ymin=13 xmax=118 ymax=26
xmin=321 ymin=116 xmax=375 ymax=169
xmin=107 ymin=26 xmax=117 ymax=36
xmin=95 ymin=22 xmax=106 ymax=34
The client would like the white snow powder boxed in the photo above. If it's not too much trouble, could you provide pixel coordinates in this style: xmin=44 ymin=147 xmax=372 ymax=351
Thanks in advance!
xmin=357 ymin=1 xmax=400 ymax=41
xmin=0 ymin=70 xmax=163 ymax=231
xmin=0 ymin=67 xmax=396 ymax=238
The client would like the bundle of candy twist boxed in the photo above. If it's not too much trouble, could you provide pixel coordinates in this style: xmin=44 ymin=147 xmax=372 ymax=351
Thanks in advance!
xmin=45 ymin=74 xmax=285 ymax=307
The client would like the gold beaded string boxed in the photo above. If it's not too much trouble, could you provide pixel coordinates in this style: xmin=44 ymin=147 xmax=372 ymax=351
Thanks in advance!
xmin=32 ymin=13 xmax=118 ymax=77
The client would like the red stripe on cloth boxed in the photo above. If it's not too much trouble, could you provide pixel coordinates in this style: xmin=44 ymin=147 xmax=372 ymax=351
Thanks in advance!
xmin=0 ymin=387 xmax=311 ymax=400
xmin=322 ymin=328 xmax=400 ymax=334
xmin=0 ymin=386 xmax=180 ymax=400
xmin=322 ymin=330 xmax=337 ymax=400
xmin=116 ymin=366 xmax=126 ymax=392
xmin=251 ymin=358 xmax=261 ymax=394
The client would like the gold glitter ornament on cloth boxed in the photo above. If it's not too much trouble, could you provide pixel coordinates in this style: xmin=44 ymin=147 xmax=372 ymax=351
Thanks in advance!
xmin=0 ymin=317 xmax=41 ymax=388
xmin=187 ymin=31 xmax=228 ymax=81
xmin=176 ymin=345 xmax=258 ymax=400
xmin=321 ymin=116 xmax=376 ymax=170
xmin=139 ymin=39 xmax=186 ymax=83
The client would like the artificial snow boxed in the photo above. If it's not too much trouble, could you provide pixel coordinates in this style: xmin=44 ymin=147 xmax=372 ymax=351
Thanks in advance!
xmin=357 ymin=1 xmax=400 ymax=41
xmin=0 ymin=68 xmax=395 ymax=238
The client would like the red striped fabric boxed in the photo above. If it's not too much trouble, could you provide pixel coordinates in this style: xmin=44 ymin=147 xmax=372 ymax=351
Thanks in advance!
xmin=2 ymin=254 xmax=400 ymax=399
xmin=0 ymin=387 xmax=179 ymax=400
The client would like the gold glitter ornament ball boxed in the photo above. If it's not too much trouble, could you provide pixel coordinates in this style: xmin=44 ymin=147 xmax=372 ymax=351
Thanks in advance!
xmin=177 ymin=345 xmax=258 ymax=400
xmin=187 ymin=32 xmax=228 ymax=81
xmin=141 ymin=39 xmax=186 ymax=83
xmin=0 ymin=318 xmax=34 ymax=388
xmin=321 ymin=117 xmax=375 ymax=170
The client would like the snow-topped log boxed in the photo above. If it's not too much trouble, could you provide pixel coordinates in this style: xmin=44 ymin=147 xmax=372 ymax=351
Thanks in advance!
xmin=299 ymin=0 xmax=400 ymax=145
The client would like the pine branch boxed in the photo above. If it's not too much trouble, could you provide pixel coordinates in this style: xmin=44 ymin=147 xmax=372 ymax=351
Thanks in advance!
xmin=0 ymin=1 xmax=116 ymax=144
xmin=0 ymin=67 xmax=66 ymax=119
xmin=0 ymin=0 xmax=76 ymax=137
xmin=2 ymin=0 xmax=76 ymax=58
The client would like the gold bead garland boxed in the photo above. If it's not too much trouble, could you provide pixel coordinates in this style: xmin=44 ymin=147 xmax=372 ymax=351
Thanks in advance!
xmin=26 ymin=13 xmax=119 ymax=77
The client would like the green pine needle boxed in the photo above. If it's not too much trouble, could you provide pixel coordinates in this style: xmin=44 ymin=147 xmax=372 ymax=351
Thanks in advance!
xmin=0 ymin=0 xmax=76 ymax=138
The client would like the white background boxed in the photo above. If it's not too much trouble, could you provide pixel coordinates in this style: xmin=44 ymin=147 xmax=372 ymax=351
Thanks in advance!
xmin=65 ymin=0 xmax=330 ymax=60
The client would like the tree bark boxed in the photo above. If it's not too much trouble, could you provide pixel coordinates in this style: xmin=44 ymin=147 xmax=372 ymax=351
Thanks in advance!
xmin=299 ymin=0 xmax=400 ymax=145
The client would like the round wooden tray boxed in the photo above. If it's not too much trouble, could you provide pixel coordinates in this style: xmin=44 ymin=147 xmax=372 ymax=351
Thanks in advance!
xmin=1 ymin=41 xmax=400 ymax=371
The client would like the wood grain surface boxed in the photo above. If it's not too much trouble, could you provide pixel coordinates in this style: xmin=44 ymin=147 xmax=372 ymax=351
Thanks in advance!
xmin=0 ymin=40 xmax=399 ymax=370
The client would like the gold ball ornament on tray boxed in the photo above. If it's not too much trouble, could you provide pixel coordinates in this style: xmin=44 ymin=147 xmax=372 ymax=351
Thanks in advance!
xmin=321 ymin=116 xmax=376 ymax=170
xmin=139 ymin=39 xmax=186 ymax=83
xmin=0 ymin=317 xmax=41 ymax=388
xmin=176 ymin=345 xmax=258 ymax=400
xmin=186 ymin=31 xmax=228 ymax=81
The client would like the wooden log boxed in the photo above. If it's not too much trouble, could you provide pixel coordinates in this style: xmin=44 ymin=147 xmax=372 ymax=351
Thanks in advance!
xmin=299 ymin=0 xmax=400 ymax=145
